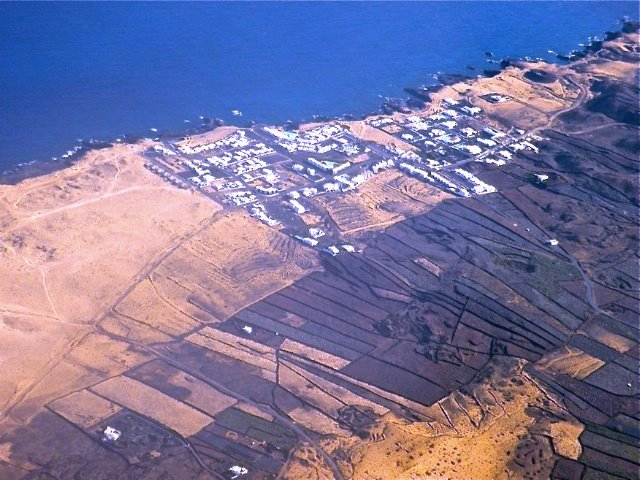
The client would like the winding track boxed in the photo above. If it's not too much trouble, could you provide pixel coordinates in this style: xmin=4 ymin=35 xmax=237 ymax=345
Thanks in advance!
xmin=0 ymin=210 xmax=223 ymax=422
xmin=1 ymin=204 xmax=345 ymax=480
xmin=443 ymin=74 xmax=589 ymax=172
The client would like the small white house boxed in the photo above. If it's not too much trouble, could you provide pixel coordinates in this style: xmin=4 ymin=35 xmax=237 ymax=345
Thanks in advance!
xmin=325 ymin=245 xmax=340 ymax=256
xmin=535 ymin=174 xmax=549 ymax=183
xmin=309 ymin=228 xmax=325 ymax=238
xmin=103 ymin=426 xmax=121 ymax=443
xmin=229 ymin=466 xmax=248 ymax=479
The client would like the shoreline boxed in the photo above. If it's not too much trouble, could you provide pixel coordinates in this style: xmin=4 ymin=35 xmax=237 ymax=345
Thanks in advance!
xmin=1 ymin=18 xmax=635 ymax=186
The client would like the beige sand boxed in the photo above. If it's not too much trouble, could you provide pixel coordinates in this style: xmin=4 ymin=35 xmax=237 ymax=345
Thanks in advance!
xmin=49 ymin=390 xmax=122 ymax=429
xmin=91 ymin=375 xmax=212 ymax=437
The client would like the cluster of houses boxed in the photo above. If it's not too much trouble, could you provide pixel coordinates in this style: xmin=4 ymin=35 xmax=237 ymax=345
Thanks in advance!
xmin=176 ymin=130 xmax=283 ymax=195
xmin=178 ymin=129 xmax=250 ymax=155
xmin=454 ymin=168 xmax=496 ymax=195
xmin=306 ymin=157 xmax=351 ymax=175
xmin=399 ymin=162 xmax=471 ymax=196
xmin=362 ymin=97 xmax=541 ymax=197
xmin=293 ymin=233 xmax=356 ymax=256
xmin=225 ymin=190 xmax=257 ymax=206
xmin=249 ymin=203 xmax=281 ymax=227
xmin=264 ymin=124 xmax=361 ymax=157
xmin=206 ymin=141 xmax=274 ymax=172
xmin=144 ymin=162 xmax=188 ymax=188
xmin=142 ymin=92 xmax=542 ymax=257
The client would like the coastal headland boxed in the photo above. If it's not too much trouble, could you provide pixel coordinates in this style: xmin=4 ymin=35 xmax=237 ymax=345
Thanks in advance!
xmin=0 ymin=26 xmax=638 ymax=480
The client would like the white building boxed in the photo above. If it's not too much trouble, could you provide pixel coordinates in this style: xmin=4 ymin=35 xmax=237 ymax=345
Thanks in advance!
xmin=103 ymin=426 xmax=121 ymax=443
xmin=325 ymin=245 xmax=340 ymax=256
xmin=289 ymin=199 xmax=307 ymax=214
xmin=309 ymin=228 xmax=325 ymax=238
xmin=229 ymin=466 xmax=248 ymax=479
xmin=498 ymin=150 xmax=513 ymax=160
xmin=295 ymin=235 xmax=318 ymax=247
xmin=535 ymin=174 xmax=549 ymax=183
xmin=462 ymin=106 xmax=482 ymax=116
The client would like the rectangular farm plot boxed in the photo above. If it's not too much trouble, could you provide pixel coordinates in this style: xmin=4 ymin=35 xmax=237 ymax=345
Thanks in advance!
xmin=314 ymin=170 xmax=428 ymax=234
xmin=536 ymin=346 xmax=606 ymax=380
xmin=280 ymin=338 xmax=350 ymax=370
xmin=186 ymin=327 xmax=277 ymax=382
xmin=128 ymin=360 xmax=237 ymax=417
xmin=282 ymin=361 xmax=389 ymax=416
xmin=49 ymin=390 xmax=122 ymax=429
xmin=90 ymin=376 xmax=213 ymax=437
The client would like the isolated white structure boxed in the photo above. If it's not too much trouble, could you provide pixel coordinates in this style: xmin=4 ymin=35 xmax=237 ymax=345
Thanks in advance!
xmin=229 ymin=466 xmax=248 ymax=478
xmin=103 ymin=426 xmax=121 ymax=442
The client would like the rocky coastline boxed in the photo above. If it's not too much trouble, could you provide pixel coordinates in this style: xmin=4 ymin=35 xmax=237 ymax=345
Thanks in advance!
xmin=2 ymin=18 xmax=637 ymax=186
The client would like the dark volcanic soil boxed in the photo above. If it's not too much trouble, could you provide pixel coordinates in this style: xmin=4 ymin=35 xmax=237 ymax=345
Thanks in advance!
xmin=524 ymin=69 xmax=558 ymax=83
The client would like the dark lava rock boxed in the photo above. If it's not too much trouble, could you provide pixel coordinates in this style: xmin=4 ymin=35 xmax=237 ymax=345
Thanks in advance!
xmin=590 ymin=80 xmax=608 ymax=93
xmin=605 ymin=30 xmax=622 ymax=41
xmin=584 ymin=40 xmax=604 ymax=54
xmin=523 ymin=69 xmax=558 ymax=84
xmin=621 ymin=19 xmax=640 ymax=34
xmin=81 ymin=139 xmax=112 ymax=150
xmin=404 ymin=86 xmax=439 ymax=101
xmin=437 ymin=73 xmax=472 ymax=85
xmin=382 ymin=98 xmax=411 ymax=114
xmin=586 ymin=78 xmax=640 ymax=125
xmin=381 ymin=104 xmax=395 ymax=115
xmin=121 ymin=134 xmax=144 ymax=144
xmin=570 ymin=50 xmax=587 ymax=60
xmin=484 ymin=69 xmax=502 ymax=78
xmin=200 ymin=117 xmax=224 ymax=128
xmin=406 ymin=97 xmax=427 ymax=110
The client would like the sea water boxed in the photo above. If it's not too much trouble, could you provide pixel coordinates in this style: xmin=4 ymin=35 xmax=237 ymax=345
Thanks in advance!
xmin=0 ymin=1 xmax=637 ymax=168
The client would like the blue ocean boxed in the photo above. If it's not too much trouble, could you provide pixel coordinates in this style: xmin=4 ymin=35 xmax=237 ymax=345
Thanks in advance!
xmin=0 ymin=1 xmax=637 ymax=169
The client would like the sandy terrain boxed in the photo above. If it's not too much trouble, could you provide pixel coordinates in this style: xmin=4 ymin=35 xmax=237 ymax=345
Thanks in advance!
xmin=290 ymin=359 xmax=583 ymax=480
xmin=0 ymin=144 xmax=217 ymax=424
xmin=177 ymin=126 xmax=239 ymax=149
xmin=316 ymin=170 xmax=450 ymax=234
xmin=347 ymin=121 xmax=419 ymax=152
xmin=91 ymin=375 xmax=213 ymax=437
xmin=280 ymin=338 xmax=351 ymax=370
xmin=148 ymin=210 xmax=320 ymax=322
xmin=48 ymin=390 xmax=122 ymax=429
xmin=130 ymin=360 xmax=238 ymax=417
xmin=186 ymin=326 xmax=278 ymax=381
xmin=536 ymin=345 xmax=606 ymax=380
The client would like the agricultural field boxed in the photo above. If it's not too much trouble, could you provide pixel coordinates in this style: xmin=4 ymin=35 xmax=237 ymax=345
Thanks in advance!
xmin=315 ymin=170 xmax=449 ymax=234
